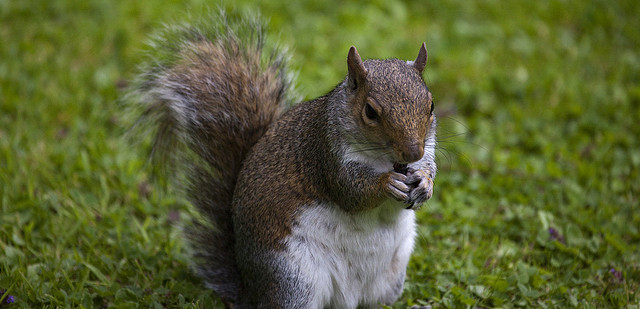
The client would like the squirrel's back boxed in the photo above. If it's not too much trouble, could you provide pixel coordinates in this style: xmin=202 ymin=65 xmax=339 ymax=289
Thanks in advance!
xmin=131 ymin=12 xmax=297 ymax=304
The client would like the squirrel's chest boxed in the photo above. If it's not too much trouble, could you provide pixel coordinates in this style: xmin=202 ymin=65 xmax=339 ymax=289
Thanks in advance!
xmin=285 ymin=200 xmax=417 ymax=307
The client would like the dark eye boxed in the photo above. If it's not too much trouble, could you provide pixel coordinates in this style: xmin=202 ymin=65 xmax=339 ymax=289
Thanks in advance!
xmin=364 ymin=102 xmax=379 ymax=121
xmin=429 ymin=101 xmax=434 ymax=115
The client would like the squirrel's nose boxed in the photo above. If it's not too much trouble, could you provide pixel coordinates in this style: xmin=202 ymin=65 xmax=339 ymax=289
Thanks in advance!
xmin=400 ymin=143 xmax=424 ymax=163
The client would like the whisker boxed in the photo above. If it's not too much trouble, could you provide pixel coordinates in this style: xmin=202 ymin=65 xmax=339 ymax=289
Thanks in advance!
xmin=435 ymin=145 xmax=475 ymax=169
xmin=439 ymin=115 xmax=470 ymax=131
xmin=372 ymin=150 xmax=393 ymax=162
xmin=437 ymin=132 xmax=467 ymax=140
xmin=435 ymin=147 xmax=454 ymax=168
xmin=348 ymin=146 xmax=388 ymax=155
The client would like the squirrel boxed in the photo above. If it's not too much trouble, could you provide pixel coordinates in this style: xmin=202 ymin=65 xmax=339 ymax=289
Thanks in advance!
xmin=132 ymin=12 xmax=436 ymax=309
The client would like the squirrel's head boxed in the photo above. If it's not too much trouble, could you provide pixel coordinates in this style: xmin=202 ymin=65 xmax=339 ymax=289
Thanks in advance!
xmin=343 ymin=44 xmax=435 ymax=165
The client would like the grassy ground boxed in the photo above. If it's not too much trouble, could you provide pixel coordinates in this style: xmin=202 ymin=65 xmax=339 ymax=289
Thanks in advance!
xmin=1 ymin=0 xmax=639 ymax=308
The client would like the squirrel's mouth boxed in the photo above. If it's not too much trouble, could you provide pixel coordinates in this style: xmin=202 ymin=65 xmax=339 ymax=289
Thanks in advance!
xmin=393 ymin=163 xmax=409 ymax=175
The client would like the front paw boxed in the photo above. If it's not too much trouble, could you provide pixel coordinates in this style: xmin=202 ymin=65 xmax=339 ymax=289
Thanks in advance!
xmin=383 ymin=171 xmax=410 ymax=203
xmin=404 ymin=169 xmax=433 ymax=209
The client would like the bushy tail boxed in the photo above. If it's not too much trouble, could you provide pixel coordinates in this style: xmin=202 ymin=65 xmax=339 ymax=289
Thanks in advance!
xmin=131 ymin=11 xmax=296 ymax=305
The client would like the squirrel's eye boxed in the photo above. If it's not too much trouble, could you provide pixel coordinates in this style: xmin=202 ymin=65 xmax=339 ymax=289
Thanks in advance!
xmin=364 ymin=102 xmax=379 ymax=121
xmin=429 ymin=101 xmax=434 ymax=115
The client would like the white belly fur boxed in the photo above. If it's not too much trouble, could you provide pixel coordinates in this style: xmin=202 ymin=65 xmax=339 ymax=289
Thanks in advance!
xmin=284 ymin=199 xmax=417 ymax=308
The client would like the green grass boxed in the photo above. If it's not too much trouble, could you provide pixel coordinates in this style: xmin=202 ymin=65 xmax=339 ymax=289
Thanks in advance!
xmin=1 ymin=0 xmax=639 ymax=307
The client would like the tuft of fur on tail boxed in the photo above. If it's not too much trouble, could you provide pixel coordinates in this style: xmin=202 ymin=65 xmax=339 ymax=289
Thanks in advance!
xmin=130 ymin=11 xmax=297 ymax=304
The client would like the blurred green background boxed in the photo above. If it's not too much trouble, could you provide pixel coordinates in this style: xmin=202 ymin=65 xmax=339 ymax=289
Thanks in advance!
xmin=1 ymin=0 xmax=639 ymax=307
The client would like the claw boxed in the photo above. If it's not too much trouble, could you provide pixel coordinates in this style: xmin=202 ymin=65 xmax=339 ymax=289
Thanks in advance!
xmin=403 ymin=169 xmax=434 ymax=209
xmin=390 ymin=174 xmax=409 ymax=192
xmin=406 ymin=169 xmax=426 ymax=185
xmin=385 ymin=172 xmax=410 ymax=202
xmin=387 ymin=184 xmax=408 ymax=201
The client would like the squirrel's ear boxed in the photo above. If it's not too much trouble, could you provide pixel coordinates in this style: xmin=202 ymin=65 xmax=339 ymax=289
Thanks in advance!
xmin=347 ymin=46 xmax=368 ymax=91
xmin=413 ymin=43 xmax=428 ymax=74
